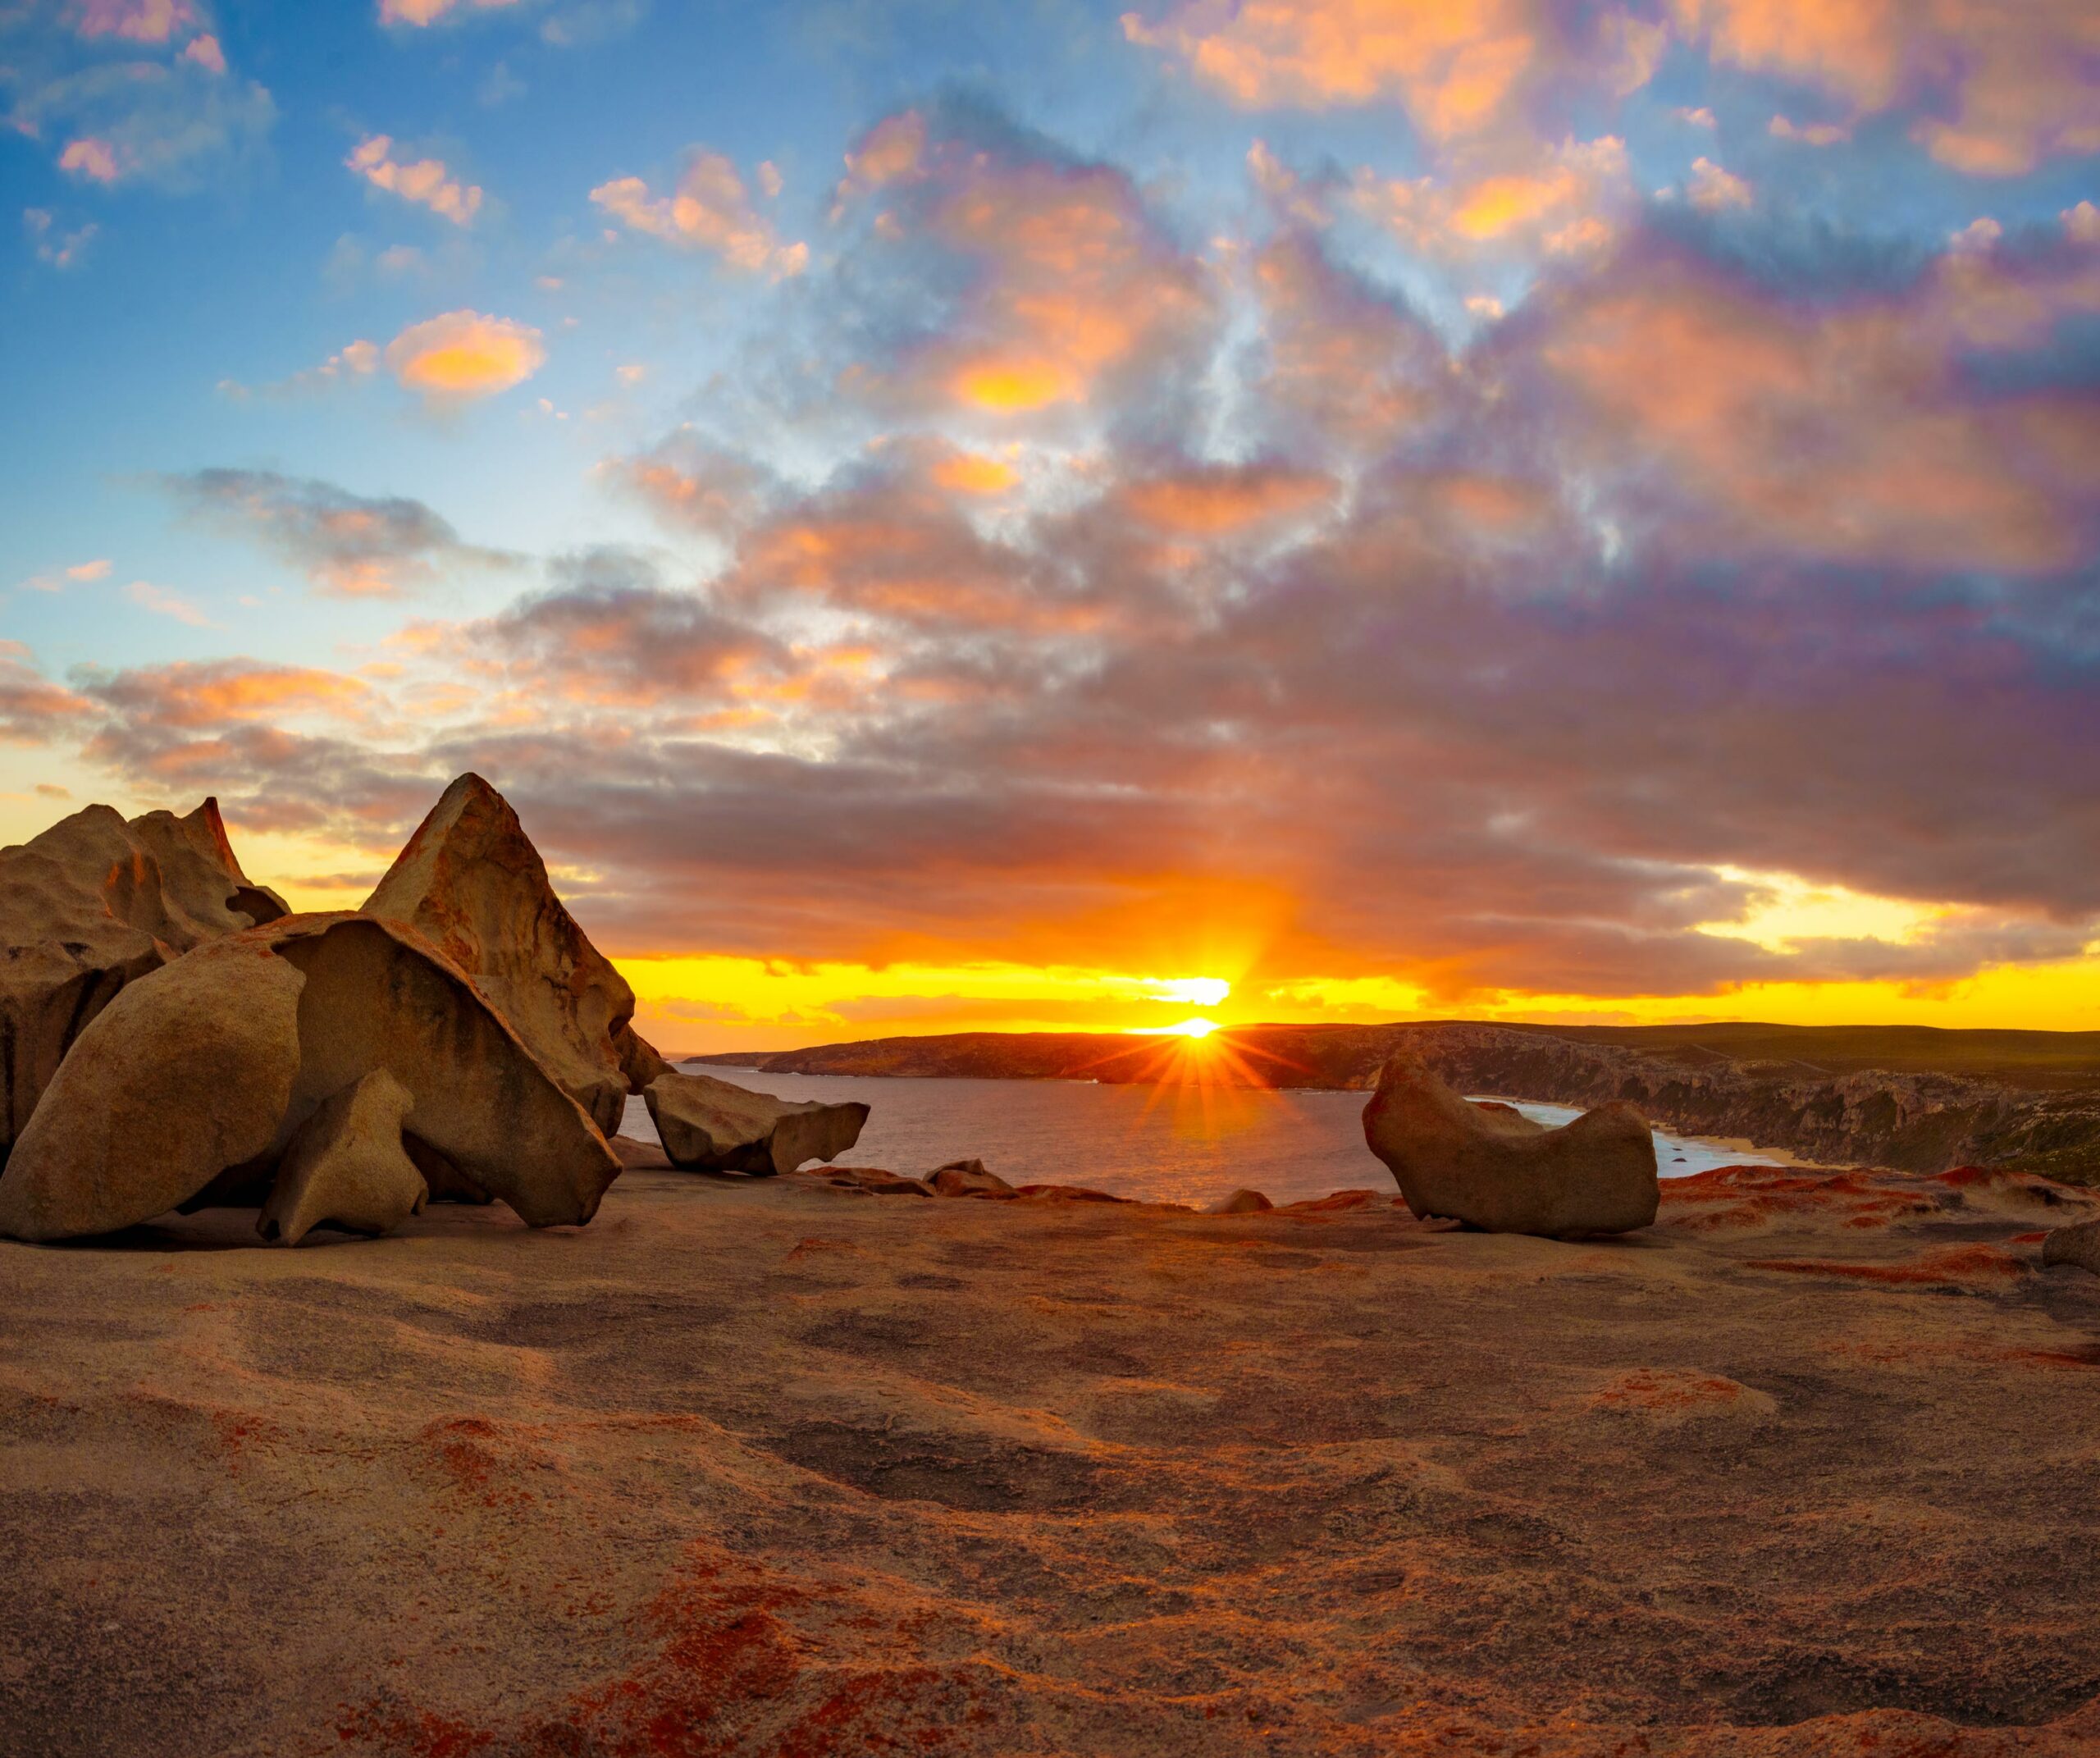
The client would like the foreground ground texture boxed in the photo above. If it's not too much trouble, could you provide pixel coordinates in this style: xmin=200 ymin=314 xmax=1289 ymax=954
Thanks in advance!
xmin=2 ymin=1157 xmax=2099 ymax=1757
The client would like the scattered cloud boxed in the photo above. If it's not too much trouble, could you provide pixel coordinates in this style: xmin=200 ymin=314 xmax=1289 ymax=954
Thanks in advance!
xmin=345 ymin=135 xmax=483 ymax=226
xmin=159 ymin=468 xmax=514 ymax=594
xmin=377 ymin=0 xmax=525 ymax=25
xmin=126 ymin=578 xmax=213 ymax=626
xmin=0 ymin=643 xmax=98 ymax=746
xmin=22 ymin=207 xmax=97 ymax=267
xmin=382 ymin=308 xmax=546 ymax=404
xmin=1769 ymin=114 xmax=1849 ymax=148
xmin=1686 ymin=155 xmax=1751 ymax=210
xmin=591 ymin=149 xmax=806 ymax=276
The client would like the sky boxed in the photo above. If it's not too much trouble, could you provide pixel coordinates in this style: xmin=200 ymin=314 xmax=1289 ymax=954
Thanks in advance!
xmin=2 ymin=0 xmax=2098 ymax=1053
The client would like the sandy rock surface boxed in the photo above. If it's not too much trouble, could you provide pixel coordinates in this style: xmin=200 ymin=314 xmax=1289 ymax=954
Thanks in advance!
xmin=2 ymin=1158 xmax=2098 ymax=1756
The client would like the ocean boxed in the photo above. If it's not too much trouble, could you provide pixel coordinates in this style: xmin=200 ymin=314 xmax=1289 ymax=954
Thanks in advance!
xmin=621 ymin=1067 xmax=1788 ymax=1209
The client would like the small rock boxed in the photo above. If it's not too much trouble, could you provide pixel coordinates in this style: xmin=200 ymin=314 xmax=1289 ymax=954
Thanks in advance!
xmin=927 ymin=1159 xmax=1016 ymax=1198
xmin=259 ymin=1069 xmax=427 ymax=1246
xmin=1208 ymin=1188 xmax=1274 ymax=1215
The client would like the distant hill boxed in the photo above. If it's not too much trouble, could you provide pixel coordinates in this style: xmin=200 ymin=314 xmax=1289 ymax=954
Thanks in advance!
xmin=696 ymin=1019 xmax=2100 ymax=1092
xmin=692 ymin=1020 xmax=2100 ymax=1180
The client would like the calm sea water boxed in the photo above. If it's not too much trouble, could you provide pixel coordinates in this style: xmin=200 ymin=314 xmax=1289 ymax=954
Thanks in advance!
xmin=620 ymin=1069 xmax=1786 ymax=1210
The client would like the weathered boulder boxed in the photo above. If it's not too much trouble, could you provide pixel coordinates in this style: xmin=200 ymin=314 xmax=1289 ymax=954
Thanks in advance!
xmin=645 ymin=1069 xmax=867 ymax=1175
xmin=2043 ymin=1218 xmax=2100 ymax=1276
xmin=363 ymin=773 xmax=662 ymax=1135
xmin=1363 ymin=1057 xmax=1659 ymax=1238
xmin=0 ymin=929 xmax=304 ymax=1242
xmin=259 ymin=1068 xmax=427 ymax=1246
xmin=1208 ymin=1188 xmax=1274 ymax=1215
xmin=926 ymin=1158 xmax=1015 ymax=1198
xmin=0 ymin=797 xmax=285 ymax=1162
xmin=0 ymin=913 xmax=620 ymax=1242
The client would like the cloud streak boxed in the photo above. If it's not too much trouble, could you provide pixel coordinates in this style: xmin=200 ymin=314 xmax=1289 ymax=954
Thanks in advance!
xmin=160 ymin=469 xmax=513 ymax=595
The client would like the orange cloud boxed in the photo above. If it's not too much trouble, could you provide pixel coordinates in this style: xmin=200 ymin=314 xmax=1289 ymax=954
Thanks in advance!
xmin=89 ymin=660 xmax=369 ymax=729
xmin=835 ymin=115 xmax=1213 ymax=423
xmin=1118 ymin=467 xmax=1335 ymax=534
xmin=1125 ymin=0 xmax=1543 ymax=138
xmin=1675 ymin=0 xmax=2100 ymax=176
xmin=379 ymin=0 xmax=525 ymax=25
xmin=180 ymin=32 xmax=226 ymax=72
xmin=384 ymin=309 xmax=545 ymax=404
xmin=1354 ymin=134 xmax=1630 ymax=254
xmin=346 ymin=135 xmax=483 ymax=226
xmin=1536 ymin=239 xmax=2100 ymax=573
xmin=591 ymin=152 xmax=806 ymax=276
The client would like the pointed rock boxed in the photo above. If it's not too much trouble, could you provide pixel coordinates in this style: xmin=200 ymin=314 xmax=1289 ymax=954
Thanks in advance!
xmin=0 ymin=912 xmax=619 ymax=1242
xmin=362 ymin=774 xmax=658 ymax=1134
xmin=0 ymin=797 xmax=286 ymax=1162
xmin=645 ymin=1070 xmax=868 ymax=1176
xmin=259 ymin=1068 xmax=427 ymax=1246
xmin=1362 ymin=1057 xmax=1658 ymax=1238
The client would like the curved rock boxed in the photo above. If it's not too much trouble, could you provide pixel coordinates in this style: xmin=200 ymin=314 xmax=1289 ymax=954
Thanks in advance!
xmin=0 ymin=931 xmax=305 ymax=1242
xmin=362 ymin=774 xmax=657 ymax=1135
xmin=1363 ymin=1057 xmax=1659 ymax=1238
xmin=0 ymin=912 xmax=619 ymax=1242
xmin=259 ymin=1068 xmax=427 ymax=1246
xmin=0 ymin=797 xmax=285 ymax=1162
xmin=645 ymin=1070 xmax=867 ymax=1176
xmin=267 ymin=914 xmax=620 ymax=1228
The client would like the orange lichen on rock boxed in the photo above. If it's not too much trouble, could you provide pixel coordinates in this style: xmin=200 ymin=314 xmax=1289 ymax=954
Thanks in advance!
xmin=1750 ymin=1244 xmax=2033 ymax=1289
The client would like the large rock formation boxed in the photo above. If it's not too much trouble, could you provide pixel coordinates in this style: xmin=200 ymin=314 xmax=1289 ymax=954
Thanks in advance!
xmin=645 ymin=1069 xmax=867 ymax=1176
xmin=362 ymin=774 xmax=664 ymax=1134
xmin=0 ymin=797 xmax=286 ymax=1163
xmin=1363 ymin=1057 xmax=1659 ymax=1238
xmin=0 ymin=913 xmax=620 ymax=1243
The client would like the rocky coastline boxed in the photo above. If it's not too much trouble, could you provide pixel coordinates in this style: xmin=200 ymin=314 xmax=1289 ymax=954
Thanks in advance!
xmin=704 ymin=1021 xmax=2100 ymax=1183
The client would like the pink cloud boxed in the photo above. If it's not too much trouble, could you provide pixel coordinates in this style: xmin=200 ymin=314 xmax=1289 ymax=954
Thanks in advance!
xmin=66 ymin=0 xmax=199 ymax=42
xmin=58 ymin=138 xmax=122 ymax=183
xmin=346 ymin=135 xmax=483 ymax=226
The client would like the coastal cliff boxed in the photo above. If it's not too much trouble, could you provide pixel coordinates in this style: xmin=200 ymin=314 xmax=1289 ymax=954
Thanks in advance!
xmin=698 ymin=1021 xmax=2100 ymax=1181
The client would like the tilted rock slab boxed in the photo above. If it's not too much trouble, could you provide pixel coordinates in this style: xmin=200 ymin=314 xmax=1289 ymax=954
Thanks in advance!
xmin=1363 ymin=1056 xmax=1659 ymax=1238
xmin=645 ymin=1069 xmax=868 ymax=1176
xmin=0 ymin=913 xmax=620 ymax=1243
xmin=0 ymin=797 xmax=285 ymax=1163
xmin=259 ymin=1067 xmax=427 ymax=1246
xmin=363 ymin=773 xmax=666 ymax=1135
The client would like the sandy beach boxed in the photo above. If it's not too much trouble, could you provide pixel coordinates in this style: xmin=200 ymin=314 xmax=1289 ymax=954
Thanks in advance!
xmin=5 ymin=1153 xmax=2098 ymax=1757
